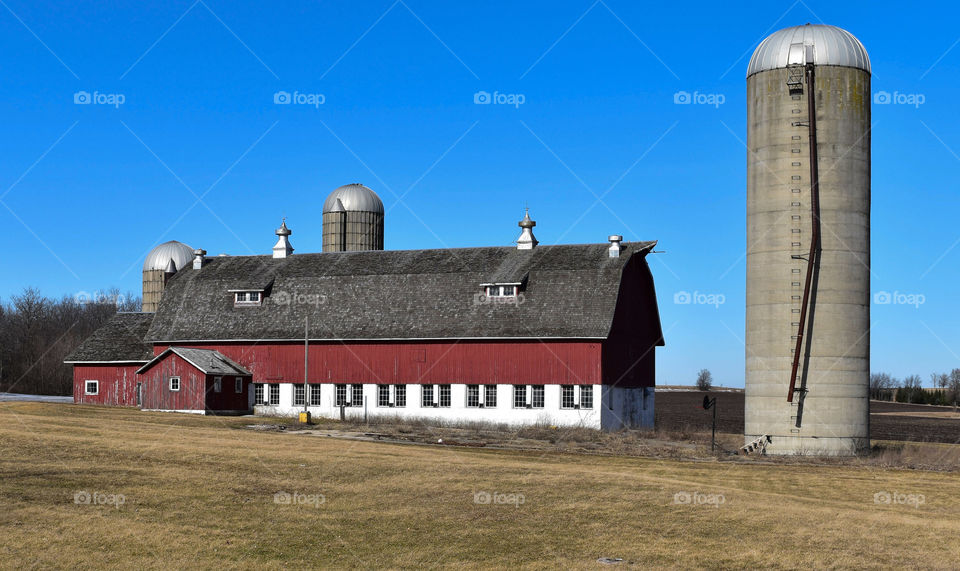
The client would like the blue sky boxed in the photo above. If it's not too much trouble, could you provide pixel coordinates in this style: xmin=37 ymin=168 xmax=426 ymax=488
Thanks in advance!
xmin=1 ymin=1 xmax=958 ymax=387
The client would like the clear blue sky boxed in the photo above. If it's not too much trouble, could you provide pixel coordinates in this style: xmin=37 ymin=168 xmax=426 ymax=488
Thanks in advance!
xmin=1 ymin=1 xmax=958 ymax=387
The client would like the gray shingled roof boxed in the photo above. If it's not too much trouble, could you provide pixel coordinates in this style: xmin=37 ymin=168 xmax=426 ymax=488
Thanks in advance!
xmin=136 ymin=347 xmax=251 ymax=376
xmin=64 ymin=312 xmax=154 ymax=362
xmin=146 ymin=242 xmax=658 ymax=342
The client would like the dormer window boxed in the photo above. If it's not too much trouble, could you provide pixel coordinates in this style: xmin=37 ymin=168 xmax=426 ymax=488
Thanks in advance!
xmin=234 ymin=291 xmax=262 ymax=306
xmin=485 ymin=285 xmax=517 ymax=297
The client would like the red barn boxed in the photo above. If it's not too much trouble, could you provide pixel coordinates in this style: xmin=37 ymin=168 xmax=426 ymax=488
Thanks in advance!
xmin=65 ymin=312 xmax=154 ymax=407
xmin=136 ymin=347 xmax=251 ymax=414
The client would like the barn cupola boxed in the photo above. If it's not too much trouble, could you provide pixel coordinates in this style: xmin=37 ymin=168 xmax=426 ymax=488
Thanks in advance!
xmin=273 ymin=219 xmax=294 ymax=259
xmin=516 ymin=208 xmax=538 ymax=250
xmin=193 ymin=249 xmax=206 ymax=270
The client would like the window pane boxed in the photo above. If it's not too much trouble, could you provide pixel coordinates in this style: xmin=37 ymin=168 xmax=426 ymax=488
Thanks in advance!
xmin=335 ymin=384 xmax=346 ymax=406
xmin=484 ymin=385 xmax=497 ymax=408
xmin=254 ymin=384 xmax=264 ymax=405
xmin=467 ymin=385 xmax=479 ymax=407
xmin=531 ymin=385 xmax=544 ymax=408
xmin=421 ymin=384 xmax=433 ymax=407
xmin=395 ymin=385 xmax=406 ymax=407
xmin=580 ymin=385 xmax=593 ymax=409
xmin=503 ymin=285 xmax=515 ymax=296
xmin=293 ymin=385 xmax=305 ymax=406
xmin=513 ymin=385 xmax=526 ymax=408
xmin=378 ymin=385 xmax=390 ymax=407
xmin=269 ymin=384 xmax=280 ymax=405
xmin=561 ymin=385 xmax=574 ymax=408
xmin=310 ymin=385 xmax=322 ymax=405
xmin=439 ymin=384 xmax=451 ymax=407
xmin=351 ymin=384 xmax=363 ymax=407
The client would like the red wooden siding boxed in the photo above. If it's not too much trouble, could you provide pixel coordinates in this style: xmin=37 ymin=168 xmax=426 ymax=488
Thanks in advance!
xmin=154 ymin=340 xmax=603 ymax=385
xmin=204 ymin=374 xmax=251 ymax=412
xmin=139 ymin=352 xmax=207 ymax=411
xmin=73 ymin=364 xmax=142 ymax=406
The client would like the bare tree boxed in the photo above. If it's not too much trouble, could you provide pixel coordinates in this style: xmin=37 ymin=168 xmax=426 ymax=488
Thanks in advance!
xmin=869 ymin=372 xmax=897 ymax=400
xmin=695 ymin=369 xmax=713 ymax=391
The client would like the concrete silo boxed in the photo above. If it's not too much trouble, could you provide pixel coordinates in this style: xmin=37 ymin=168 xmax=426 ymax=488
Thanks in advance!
xmin=142 ymin=240 xmax=194 ymax=312
xmin=321 ymin=183 xmax=385 ymax=252
xmin=745 ymin=24 xmax=871 ymax=455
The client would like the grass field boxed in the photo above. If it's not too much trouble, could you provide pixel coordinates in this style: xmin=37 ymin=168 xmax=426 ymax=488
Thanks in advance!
xmin=2 ymin=402 xmax=960 ymax=569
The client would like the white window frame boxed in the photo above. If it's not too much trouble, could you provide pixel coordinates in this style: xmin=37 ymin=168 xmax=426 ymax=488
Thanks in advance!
xmin=254 ymin=383 xmax=265 ymax=405
xmin=378 ymin=384 xmax=391 ymax=407
xmin=169 ymin=376 xmax=180 ymax=392
xmin=84 ymin=380 xmax=99 ymax=395
xmin=233 ymin=291 xmax=262 ymax=307
xmin=213 ymin=376 xmax=222 ymax=393
xmin=309 ymin=384 xmax=323 ymax=406
xmin=513 ymin=385 xmax=527 ymax=408
xmin=268 ymin=383 xmax=280 ymax=405
xmin=580 ymin=385 xmax=593 ymax=409
xmin=421 ymin=384 xmax=434 ymax=408
xmin=335 ymin=384 xmax=348 ymax=406
xmin=293 ymin=384 xmax=305 ymax=406
xmin=438 ymin=384 xmax=451 ymax=408
xmin=395 ymin=384 xmax=406 ymax=408
xmin=350 ymin=384 xmax=363 ymax=407
xmin=531 ymin=385 xmax=545 ymax=409
xmin=561 ymin=385 xmax=576 ymax=409
xmin=483 ymin=385 xmax=497 ymax=408
xmin=466 ymin=385 xmax=480 ymax=407
xmin=485 ymin=285 xmax=518 ymax=298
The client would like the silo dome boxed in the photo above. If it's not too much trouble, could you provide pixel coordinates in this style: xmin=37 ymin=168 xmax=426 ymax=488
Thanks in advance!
xmin=323 ymin=183 xmax=384 ymax=214
xmin=747 ymin=24 xmax=870 ymax=77
xmin=321 ymin=184 xmax=385 ymax=252
xmin=143 ymin=240 xmax=194 ymax=272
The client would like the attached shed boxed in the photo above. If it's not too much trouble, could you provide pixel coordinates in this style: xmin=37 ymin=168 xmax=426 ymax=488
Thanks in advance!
xmin=136 ymin=347 xmax=252 ymax=414
xmin=64 ymin=312 xmax=154 ymax=407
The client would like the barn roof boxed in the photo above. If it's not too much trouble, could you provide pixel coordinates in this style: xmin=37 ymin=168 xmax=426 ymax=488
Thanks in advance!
xmin=64 ymin=312 xmax=154 ymax=363
xmin=145 ymin=241 xmax=659 ymax=342
xmin=136 ymin=347 xmax=251 ymax=376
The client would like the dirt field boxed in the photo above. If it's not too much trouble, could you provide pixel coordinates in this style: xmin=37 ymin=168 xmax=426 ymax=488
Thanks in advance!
xmin=2 ymin=402 xmax=960 ymax=568
xmin=656 ymin=391 xmax=960 ymax=444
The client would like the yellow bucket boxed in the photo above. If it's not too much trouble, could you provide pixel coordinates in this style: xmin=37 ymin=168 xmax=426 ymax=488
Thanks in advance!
xmin=298 ymin=411 xmax=311 ymax=424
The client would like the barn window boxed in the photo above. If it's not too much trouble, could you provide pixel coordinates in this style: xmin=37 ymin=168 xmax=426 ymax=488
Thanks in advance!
xmin=378 ymin=385 xmax=390 ymax=407
xmin=213 ymin=377 xmax=222 ymax=393
xmin=254 ymin=384 xmax=265 ymax=404
xmin=350 ymin=384 xmax=363 ymax=407
xmin=235 ymin=377 xmax=243 ymax=393
xmin=438 ymin=384 xmax=451 ymax=407
xmin=395 ymin=385 xmax=406 ymax=407
xmin=309 ymin=385 xmax=322 ymax=406
xmin=531 ymin=385 xmax=544 ymax=408
xmin=561 ymin=385 xmax=575 ymax=409
xmin=84 ymin=380 xmax=99 ymax=395
xmin=293 ymin=385 xmax=305 ymax=406
xmin=484 ymin=385 xmax=497 ymax=408
xmin=580 ymin=385 xmax=593 ymax=409
xmin=234 ymin=292 xmax=262 ymax=307
xmin=335 ymin=384 xmax=348 ymax=406
xmin=512 ymin=385 xmax=526 ymax=408
xmin=466 ymin=385 xmax=480 ymax=407
xmin=269 ymin=384 xmax=280 ymax=405
xmin=421 ymin=384 xmax=434 ymax=407
xmin=485 ymin=285 xmax=517 ymax=297
xmin=170 ymin=377 xmax=180 ymax=392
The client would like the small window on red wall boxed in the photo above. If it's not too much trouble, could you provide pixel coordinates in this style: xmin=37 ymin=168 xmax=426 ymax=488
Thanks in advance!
xmin=84 ymin=380 xmax=98 ymax=395
xmin=170 ymin=377 xmax=181 ymax=391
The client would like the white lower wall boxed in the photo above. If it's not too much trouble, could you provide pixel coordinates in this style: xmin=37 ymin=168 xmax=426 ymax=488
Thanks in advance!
xmin=600 ymin=386 xmax=655 ymax=430
xmin=252 ymin=383 xmax=607 ymax=430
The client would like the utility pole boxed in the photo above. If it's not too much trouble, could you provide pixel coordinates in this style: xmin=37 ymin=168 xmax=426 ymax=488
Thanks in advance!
xmin=702 ymin=395 xmax=718 ymax=452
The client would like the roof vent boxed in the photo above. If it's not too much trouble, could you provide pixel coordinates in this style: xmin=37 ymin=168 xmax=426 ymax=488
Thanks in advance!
xmin=192 ymin=249 xmax=206 ymax=270
xmin=273 ymin=219 xmax=294 ymax=259
xmin=608 ymin=235 xmax=623 ymax=258
xmin=516 ymin=208 xmax=538 ymax=250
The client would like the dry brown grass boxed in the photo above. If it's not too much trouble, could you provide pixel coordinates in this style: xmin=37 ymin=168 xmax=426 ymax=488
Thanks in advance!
xmin=2 ymin=402 xmax=960 ymax=569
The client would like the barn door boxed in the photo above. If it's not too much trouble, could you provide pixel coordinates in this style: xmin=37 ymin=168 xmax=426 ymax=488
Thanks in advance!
xmin=136 ymin=383 xmax=142 ymax=407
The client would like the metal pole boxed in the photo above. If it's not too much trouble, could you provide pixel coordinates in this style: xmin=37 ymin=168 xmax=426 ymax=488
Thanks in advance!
xmin=304 ymin=317 xmax=309 ymax=413
xmin=712 ymin=400 xmax=717 ymax=452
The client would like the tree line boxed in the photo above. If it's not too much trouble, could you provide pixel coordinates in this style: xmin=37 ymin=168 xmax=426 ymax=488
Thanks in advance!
xmin=0 ymin=287 xmax=140 ymax=396
xmin=870 ymin=371 xmax=960 ymax=405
